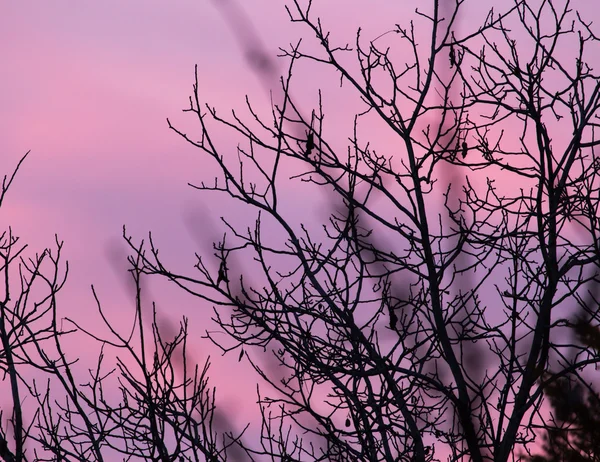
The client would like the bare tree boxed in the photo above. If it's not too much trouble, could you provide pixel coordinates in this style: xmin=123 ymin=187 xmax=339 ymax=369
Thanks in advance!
xmin=3 ymin=0 xmax=600 ymax=461
xmin=0 ymin=151 xmax=70 ymax=462
xmin=125 ymin=0 xmax=600 ymax=461
xmin=0 ymin=154 xmax=248 ymax=461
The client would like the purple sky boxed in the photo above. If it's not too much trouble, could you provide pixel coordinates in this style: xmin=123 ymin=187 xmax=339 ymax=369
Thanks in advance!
xmin=2 ymin=0 xmax=598 ymax=456
xmin=1 ymin=0 xmax=297 ymax=428
xmin=0 ymin=0 xmax=427 ymax=433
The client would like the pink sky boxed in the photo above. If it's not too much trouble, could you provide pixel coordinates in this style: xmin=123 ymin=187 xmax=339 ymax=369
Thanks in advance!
xmin=1 ymin=0 xmax=291 ymax=434
xmin=2 ymin=0 xmax=598 ymax=458
xmin=0 ymin=0 xmax=431 ymax=419
xmin=0 ymin=0 xmax=418 ymax=439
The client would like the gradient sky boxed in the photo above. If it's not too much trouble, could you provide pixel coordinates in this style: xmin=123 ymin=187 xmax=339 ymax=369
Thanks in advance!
xmin=0 ymin=0 xmax=418 ymax=436
xmin=1 ymin=0 xmax=432 ymax=426
xmin=1 ymin=0 xmax=291 ymax=432
xmin=2 ymin=0 xmax=598 ymax=456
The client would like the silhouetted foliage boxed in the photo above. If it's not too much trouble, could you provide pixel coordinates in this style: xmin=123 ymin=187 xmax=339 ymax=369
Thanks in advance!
xmin=522 ymin=316 xmax=600 ymax=462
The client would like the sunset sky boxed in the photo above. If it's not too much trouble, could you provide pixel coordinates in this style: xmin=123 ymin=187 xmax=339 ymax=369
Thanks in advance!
xmin=2 ymin=0 xmax=598 ymax=455
xmin=1 ymin=0 xmax=426 ymax=432
xmin=1 ymin=0 xmax=298 ymax=429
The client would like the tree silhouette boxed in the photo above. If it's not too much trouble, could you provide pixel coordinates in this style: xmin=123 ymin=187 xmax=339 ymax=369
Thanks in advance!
xmin=0 ymin=156 xmax=248 ymax=460
xmin=2 ymin=0 xmax=600 ymax=461
xmin=129 ymin=0 xmax=600 ymax=460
